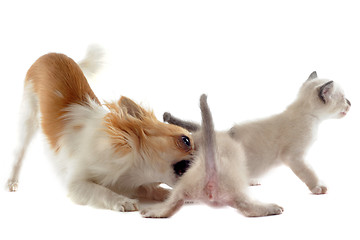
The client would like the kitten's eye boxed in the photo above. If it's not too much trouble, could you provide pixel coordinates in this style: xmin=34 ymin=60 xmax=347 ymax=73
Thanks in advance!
xmin=182 ymin=136 xmax=191 ymax=147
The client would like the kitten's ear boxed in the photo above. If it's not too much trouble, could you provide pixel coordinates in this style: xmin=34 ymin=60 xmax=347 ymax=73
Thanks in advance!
xmin=118 ymin=96 xmax=147 ymax=119
xmin=307 ymin=71 xmax=318 ymax=81
xmin=318 ymin=81 xmax=334 ymax=104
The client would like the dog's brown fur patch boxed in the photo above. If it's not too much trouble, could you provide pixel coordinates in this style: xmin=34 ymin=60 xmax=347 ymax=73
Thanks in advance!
xmin=25 ymin=53 xmax=100 ymax=150
xmin=104 ymin=97 xmax=194 ymax=162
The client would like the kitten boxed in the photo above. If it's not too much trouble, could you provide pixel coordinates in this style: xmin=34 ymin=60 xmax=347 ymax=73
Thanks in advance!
xmin=163 ymin=72 xmax=350 ymax=195
xmin=229 ymin=71 xmax=351 ymax=194
xmin=141 ymin=95 xmax=283 ymax=218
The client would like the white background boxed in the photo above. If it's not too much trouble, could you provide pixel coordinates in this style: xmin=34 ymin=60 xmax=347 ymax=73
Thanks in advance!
xmin=1 ymin=1 xmax=359 ymax=239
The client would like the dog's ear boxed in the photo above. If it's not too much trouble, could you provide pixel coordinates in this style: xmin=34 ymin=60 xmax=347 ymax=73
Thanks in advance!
xmin=118 ymin=96 xmax=148 ymax=119
xmin=306 ymin=71 xmax=318 ymax=81
xmin=318 ymin=81 xmax=334 ymax=104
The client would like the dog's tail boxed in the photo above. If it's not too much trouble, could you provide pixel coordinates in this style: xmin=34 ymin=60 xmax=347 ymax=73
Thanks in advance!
xmin=199 ymin=94 xmax=218 ymax=201
xmin=78 ymin=44 xmax=105 ymax=78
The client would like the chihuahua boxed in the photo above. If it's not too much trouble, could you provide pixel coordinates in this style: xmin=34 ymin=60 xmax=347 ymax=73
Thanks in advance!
xmin=7 ymin=47 xmax=194 ymax=212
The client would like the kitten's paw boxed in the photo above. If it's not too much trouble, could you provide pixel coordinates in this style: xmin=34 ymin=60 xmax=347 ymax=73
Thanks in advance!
xmin=265 ymin=203 xmax=284 ymax=216
xmin=141 ymin=207 xmax=171 ymax=218
xmin=114 ymin=199 xmax=139 ymax=212
xmin=7 ymin=180 xmax=18 ymax=192
xmin=141 ymin=200 xmax=183 ymax=218
xmin=243 ymin=203 xmax=284 ymax=217
xmin=311 ymin=185 xmax=327 ymax=195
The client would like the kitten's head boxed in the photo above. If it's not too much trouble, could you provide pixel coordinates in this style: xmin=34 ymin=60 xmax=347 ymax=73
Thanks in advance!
xmin=297 ymin=71 xmax=351 ymax=119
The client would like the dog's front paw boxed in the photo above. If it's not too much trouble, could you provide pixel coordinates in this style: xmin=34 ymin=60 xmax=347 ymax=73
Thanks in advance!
xmin=114 ymin=198 xmax=139 ymax=212
xmin=311 ymin=185 xmax=327 ymax=195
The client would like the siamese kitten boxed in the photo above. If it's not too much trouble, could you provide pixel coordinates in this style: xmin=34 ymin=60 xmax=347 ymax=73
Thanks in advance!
xmin=163 ymin=72 xmax=351 ymax=195
xmin=141 ymin=95 xmax=283 ymax=218
xmin=229 ymin=71 xmax=351 ymax=194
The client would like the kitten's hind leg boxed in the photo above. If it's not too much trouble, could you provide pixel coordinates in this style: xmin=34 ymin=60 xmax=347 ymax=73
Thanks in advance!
xmin=233 ymin=191 xmax=283 ymax=217
xmin=7 ymin=83 xmax=39 ymax=192
xmin=141 ymin=183 xmax=187 ymax=218
xmin=163 ymin=112 xmax=200 ymax=132
xmin=141 ymin=199 xmax=184 ymax=218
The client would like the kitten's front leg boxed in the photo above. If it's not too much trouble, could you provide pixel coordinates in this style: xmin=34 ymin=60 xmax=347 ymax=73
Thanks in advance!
xmin=286 ymin=158 xmax=327 ymax=194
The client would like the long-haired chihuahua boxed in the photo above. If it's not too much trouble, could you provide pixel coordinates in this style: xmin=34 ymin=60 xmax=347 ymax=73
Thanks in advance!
xmin=7 ymin=47 xmax=194 ymax=212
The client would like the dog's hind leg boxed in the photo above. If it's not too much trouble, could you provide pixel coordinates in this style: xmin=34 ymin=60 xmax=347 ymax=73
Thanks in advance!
xmin=7 ymin=82 xmax=39 ymax=192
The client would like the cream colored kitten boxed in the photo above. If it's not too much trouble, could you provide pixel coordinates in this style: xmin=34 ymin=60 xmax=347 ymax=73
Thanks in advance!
xmin=141 ymin=95 xmax=283 ymax=218
xmin=229 ymin=71 xmax=351 ymax=194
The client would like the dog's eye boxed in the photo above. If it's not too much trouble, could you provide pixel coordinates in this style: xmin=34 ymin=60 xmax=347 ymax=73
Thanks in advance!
xmin=173 ymin=160 xmax=191 ymax=177
xmin=177 ymin=135 xmax=192 ymax=152
xmin=182 ymin=136 xmax=191 ymax=147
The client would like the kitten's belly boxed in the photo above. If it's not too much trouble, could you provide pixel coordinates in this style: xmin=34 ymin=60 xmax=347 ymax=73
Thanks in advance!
xmin=246 ymin=154 xmax=281 ymax=178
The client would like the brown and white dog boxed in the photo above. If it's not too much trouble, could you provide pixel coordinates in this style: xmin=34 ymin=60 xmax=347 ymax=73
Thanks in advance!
xmin=7 ymin=47 xmax=194 ymax=212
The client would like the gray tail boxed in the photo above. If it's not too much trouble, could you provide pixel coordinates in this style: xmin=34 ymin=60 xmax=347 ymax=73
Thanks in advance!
xmin=163 ymin=112 xmax=200 ymax=132
xmin=199 ymin=94 xmax=217 ymax=182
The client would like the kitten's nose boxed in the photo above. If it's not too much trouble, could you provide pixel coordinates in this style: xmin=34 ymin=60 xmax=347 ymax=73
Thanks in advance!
xmin=346 ymin=98 xmax=351 ymax=106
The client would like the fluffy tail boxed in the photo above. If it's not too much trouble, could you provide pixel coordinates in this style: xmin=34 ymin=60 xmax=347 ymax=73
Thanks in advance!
xmin=199 ymin=94 xmax=218 ymax=200
xmin=78 ymin=44 xmax=105 ymax=78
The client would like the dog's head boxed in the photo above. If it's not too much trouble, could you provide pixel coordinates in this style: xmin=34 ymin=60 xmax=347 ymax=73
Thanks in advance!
xmin=297 ymin=71 xmax=351 ymax=119
xmin=104 ymin=96 xmax=194 ymax=186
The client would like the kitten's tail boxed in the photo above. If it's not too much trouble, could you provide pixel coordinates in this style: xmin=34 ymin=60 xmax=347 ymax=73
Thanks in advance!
xmin=78 ymin=44 xmax=105 ymax=78
xmin=163 ymin=112 xmax=200 ymax=132
xmin=199 ymin=94 xmax=218 ymax=200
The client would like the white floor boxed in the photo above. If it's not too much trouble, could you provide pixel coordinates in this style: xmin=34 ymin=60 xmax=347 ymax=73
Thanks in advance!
xmin=1 ymin=136 xmax=359 ymax=240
